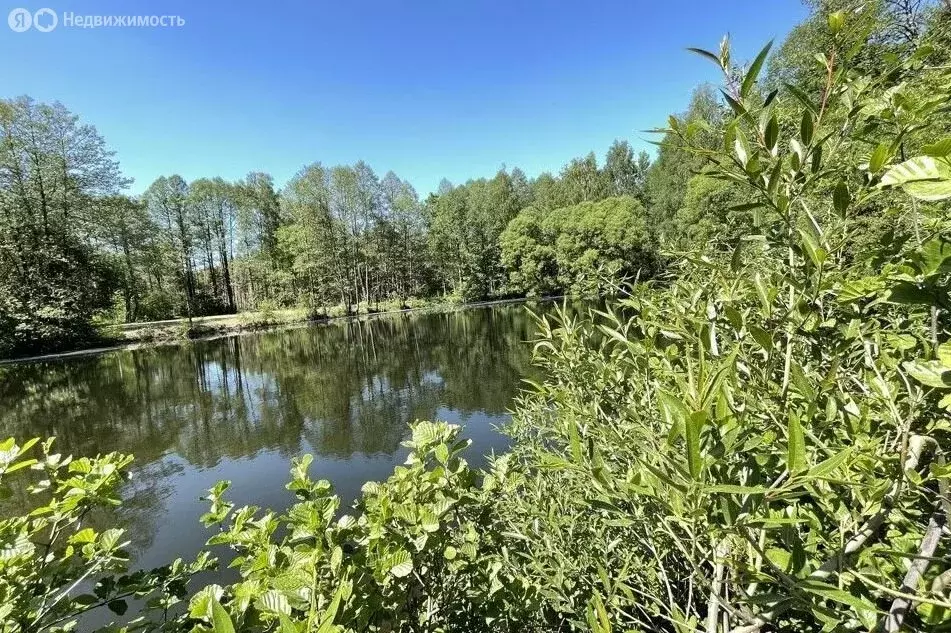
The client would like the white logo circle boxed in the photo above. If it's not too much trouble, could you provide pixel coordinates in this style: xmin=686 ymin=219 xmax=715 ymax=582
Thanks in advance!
xmin=33 ymin=8 xmax=57 ymax=32
xmin=7 ymin=7 xmax=32 ymax=32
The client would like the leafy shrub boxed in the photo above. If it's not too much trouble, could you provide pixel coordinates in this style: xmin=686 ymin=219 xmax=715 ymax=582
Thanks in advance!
xmin=0 ymin=438 xmax=212 ymax=632
xmin=188 ymin=422 xmax=514 ymax=633
xmin=137 ymin=290 xmax=178 ymax=323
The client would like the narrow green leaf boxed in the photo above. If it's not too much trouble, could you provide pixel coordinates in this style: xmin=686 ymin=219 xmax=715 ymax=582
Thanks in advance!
xmin=833 ymin=181 xmax=851 ymax=215
xmin=685 ymin=412 xmax=706 ymax=480
xmin=721 ymin=90 xmax=748 ymax=117
xmin=797 ymin=228 xmax=825 ymax=268
xmin=741 ymin=41 xmax=773 ymax=98
xmin=784 ymin=83 xmax=818 ymax=114
xmin=567 ymin=419 xmax=583 ymax=463
xmin=787 ymin=412 xmax=807 ymax=473
xmin=753 ymin=273 xmax=772 ymax=315
xmin=765 ymin=115 xmax=779 ymax=152
xmin=658 ymin=391 xmax=689 ymax=444
xmin=808 ymin=448 xmax=851 ymax=478
xmin=800 ymin=110 xmax=814 ymax=145
xmin=686 ymin=47 xmax=723 ymax=69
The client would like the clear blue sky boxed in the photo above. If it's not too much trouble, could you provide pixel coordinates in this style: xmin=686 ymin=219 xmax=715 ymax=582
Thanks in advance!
xmin=1 ymin=0 xmax=807 ymax=195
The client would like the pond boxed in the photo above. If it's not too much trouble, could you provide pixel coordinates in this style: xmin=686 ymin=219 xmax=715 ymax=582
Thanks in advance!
xmin=0 ymin=302 xmax=546 ymax=590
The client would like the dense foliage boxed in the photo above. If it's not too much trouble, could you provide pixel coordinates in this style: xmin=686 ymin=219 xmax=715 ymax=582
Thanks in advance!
xmin=4 ymin=1 xmax=951 ymax=632
xmin=500 ymin=196 xmax=658 ymax=296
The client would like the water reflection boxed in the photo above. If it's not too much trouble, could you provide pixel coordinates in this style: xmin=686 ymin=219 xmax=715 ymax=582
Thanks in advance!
xmin=0 ymin=303 xmax=542 ymax=573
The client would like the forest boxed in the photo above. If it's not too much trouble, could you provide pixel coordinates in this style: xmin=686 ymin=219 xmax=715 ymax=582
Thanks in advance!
xmin=4 ymin=0 xmax=951 ymax=632
xmin=0 ymin=92 xmax=655 ymax=356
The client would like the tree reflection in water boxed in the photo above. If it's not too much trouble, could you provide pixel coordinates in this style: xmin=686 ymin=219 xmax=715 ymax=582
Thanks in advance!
xmin=0 ymin=303 xmax=544 ymax=575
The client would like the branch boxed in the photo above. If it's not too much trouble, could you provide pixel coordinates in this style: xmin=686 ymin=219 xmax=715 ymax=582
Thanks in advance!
xmin=706 ymin=540 xmax=730 ymax=633
xmin=883 ymin=512 xmax=945 ymax=632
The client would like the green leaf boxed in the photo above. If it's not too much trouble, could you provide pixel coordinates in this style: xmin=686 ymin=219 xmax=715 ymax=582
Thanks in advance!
xmin=734 ymin=132 xmax=749 ymax=167
xmin=789 ymin=362 xmax=816 ymax=401
xmin=754 ymin=273 xmax=772 ymax=315
xmin=389 ymin=549 xmax=413 ymax=578
xmin=567 ymin=419 xmax=583 ymax=463
xmin=69 ymin=528 xmax=96 ymax=545
xmin=434 ymin=443 xmax=449 ymax=465
xmin=658 ymin=391 xmax=689 ymax=444
xmin=808 ymin=448 xmax=851 ymax=478
xmin=800 ymin=110 xmax=814 ymax=145
xmin=881 ymin=156 xmax=951 ymax=201
xmin=787 ymin=412 xmax=807 ymax=473
xmin=903 ymin=360 xmax=951 ymax=389
xmin=800 ymin=580 xmax=875 ymax=613
xmin=833 ymin=181 xmax=851 ymax=216
xmin=765 ymin=115 xmax=779 ymax=152
xmin=869 ymin=143 xmax=889 ymax=173
xmin=916 ymin=238 xmax=951 ymax=276
xmin=420 ymin=509 xmax=439 ymax=533
xmin=748 ymin=325 xmax=774 ymax=351
xmin=922 ymin=138 xmax=951 ymax=158
xmin=210 ymin=597 xmax=236 ymax=633
xmin=586 ymin=592 xmax=612 ymax=633
xmin=107 ymin=599 xmax=127 ymax=615
xmin=258 ymin=590 xmax=291 ymax=615
xmin=937 ymin=343 xmax=951 ymax=367
xmin=686 ymin=47 xmax=722 ymax=69
xmin=189 ymin=584 xmax=224 ymax=620
xmin=315 ymin=580 xmax=349 ymax=633
xmin=685 ymin=411 xmax=705 ymax=480
xmin=885 ymin=282 xmax=933 ymax=305
xmin=784 ymin=83 xmax=818 ymax=114
xmin=98 ymin=528 xmax=124 ymax=551
xmin=828 ymin=11 xmax=845 ymax=34
xmin=279 ymin=614 xmax=298 ymax=633
xmin=797 ymin=228 xmax=826 ymax=268
xmin=741 ymin=41 xmax=773 ymax=98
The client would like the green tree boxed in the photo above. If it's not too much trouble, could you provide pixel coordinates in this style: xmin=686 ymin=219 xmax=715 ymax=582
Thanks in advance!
xmin=0 ymin=97 xmax=125 ymax=355
xmin=603 ymin=140 xmax=650 ymax=203
xmin=501 ymin=196 xmax=658 ymax=295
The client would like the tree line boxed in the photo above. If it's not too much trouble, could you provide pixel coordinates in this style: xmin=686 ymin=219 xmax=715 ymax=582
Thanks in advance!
xmin=0 ymin=92 xmax=662 ymax=356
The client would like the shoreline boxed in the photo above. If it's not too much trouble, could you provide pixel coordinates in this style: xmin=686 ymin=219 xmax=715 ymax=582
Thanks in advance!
xmin=0 ymin=295 xmax=563 ymax=366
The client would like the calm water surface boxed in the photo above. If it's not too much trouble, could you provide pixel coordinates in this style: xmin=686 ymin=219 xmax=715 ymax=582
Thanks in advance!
xmin=0 ymin=303 xmax=543 ymax=580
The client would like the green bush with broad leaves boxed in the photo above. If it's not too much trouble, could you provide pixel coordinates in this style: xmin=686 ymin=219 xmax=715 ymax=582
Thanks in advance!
xmin=0 ymin=438 xmax=212 ymax=632
xmin=4 ymin=5 xmax=951 ymax=633
xmin=187 ymin=421 xmax=511 ymax=633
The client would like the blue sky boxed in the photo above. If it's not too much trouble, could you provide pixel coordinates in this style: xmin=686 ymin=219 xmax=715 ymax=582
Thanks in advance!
xmin=1 ymin=0 xmax=807 ymax=195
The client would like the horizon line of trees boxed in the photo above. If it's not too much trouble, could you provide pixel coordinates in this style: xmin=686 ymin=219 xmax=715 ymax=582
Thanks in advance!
xmin=0 ymin=92 xmax=665 ymax=357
